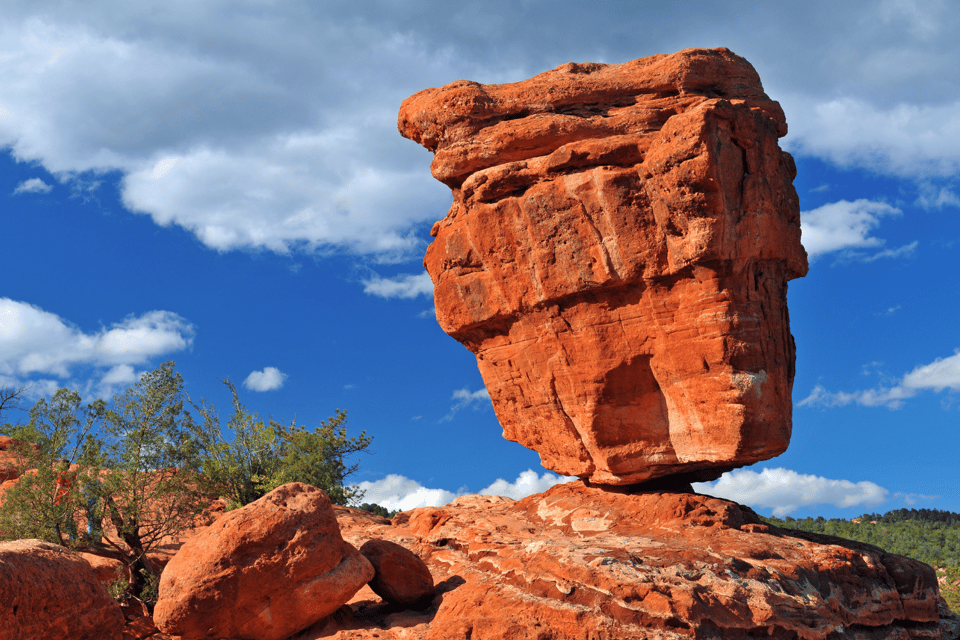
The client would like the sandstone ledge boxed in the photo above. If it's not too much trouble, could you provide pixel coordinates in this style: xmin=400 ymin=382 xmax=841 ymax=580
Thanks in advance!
xmin=310 ymin=482 xmax=953 ymax=640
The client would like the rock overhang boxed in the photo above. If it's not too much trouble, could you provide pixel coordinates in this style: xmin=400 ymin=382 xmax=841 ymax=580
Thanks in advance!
xmin=400 ymin=47 xmax=809 ymax=486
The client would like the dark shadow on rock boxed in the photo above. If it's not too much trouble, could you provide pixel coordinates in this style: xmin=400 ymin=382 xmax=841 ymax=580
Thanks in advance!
xmin=291 ymin=575 xmax=467 ymax=639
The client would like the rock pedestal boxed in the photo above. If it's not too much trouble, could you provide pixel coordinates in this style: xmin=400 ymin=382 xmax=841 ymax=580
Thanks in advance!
xmin=322 ymin=486 xmax=955 ymax=640
xmin=399 ymin=48 xmax=809 ymax=485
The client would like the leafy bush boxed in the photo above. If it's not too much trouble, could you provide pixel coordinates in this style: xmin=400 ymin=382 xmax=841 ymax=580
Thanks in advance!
xmin=1 ymin=362 xmax=370 ymax=600
xmin=359 ymin=502 xmax=396 ymax=519
xmin=188 ymin=379 xmax=371 ymax=508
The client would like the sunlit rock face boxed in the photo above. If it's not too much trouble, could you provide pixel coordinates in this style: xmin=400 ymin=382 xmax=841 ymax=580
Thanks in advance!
xmin=399 ymin=47 xmax=808 ymax=485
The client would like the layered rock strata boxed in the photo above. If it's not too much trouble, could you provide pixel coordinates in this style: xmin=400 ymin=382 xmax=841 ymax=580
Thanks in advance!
xmin=0 ymin=538 xmax=125 ymax=640
xmin=399 ymin=47 xmax=809 ymax=484
xmin=318 ymin=484 xmax=954 ymax=640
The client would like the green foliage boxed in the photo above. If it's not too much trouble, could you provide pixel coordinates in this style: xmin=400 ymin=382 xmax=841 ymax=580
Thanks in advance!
xmin=105 ymin=566 xmax=131 ymax=603
xmin=190 ymin=380 xmax=372 ymax=508
xmin=1 ymin=362 xmax=370 ymax=602
xmin=0 ymin=363 xmax=207 ymax=600
xmin=95 ymin=362 xmax=208 ymax=597
xmin=939 ymin=566 xmax=960 ymax=613
xmin=762 ymin=510 xmax=960 ymax=567
xmin=188 ymin=380 xmax=285 ymax=509
xmin=359 ymin=502 xmax=396 ymax=519
xmin=264 ymin=409 xmax=371 ymax=506
xmin=0 ymin=388 xmax=103 ymax=546
xmin=764 ymin=509 xmax=960 ymax=614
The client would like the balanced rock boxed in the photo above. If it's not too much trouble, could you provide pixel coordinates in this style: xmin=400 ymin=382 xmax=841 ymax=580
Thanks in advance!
xmin=399 ymin=47 xmax=809 ymax=485
xmin=359 ymin=539 xmax=435 ymax=607
xmin=326 ymin=485 xmax=951 ymax=640
xmin=0 ymin=538 xmax=125 ymax=640
xmin=154 ymin=482 xmax=374 ymax=640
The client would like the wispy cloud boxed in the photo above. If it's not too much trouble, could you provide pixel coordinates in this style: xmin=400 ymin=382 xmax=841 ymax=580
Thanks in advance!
xmin=362 ymin=273 xmax=433 ymax=299
xmin=12 ymin=177 xmax=52 ymax=194
xmin=693 ymin=467 xmax=888 ymax=517
xmin=800 ymin=350 xmax=960 ymax=410
xmin=440 ymin=387 xmax=491 ymax=422
xmin=915 ymin=183 xmax=960 ymax=209
xmin=243 ymin=366 xmax=287 ymax=392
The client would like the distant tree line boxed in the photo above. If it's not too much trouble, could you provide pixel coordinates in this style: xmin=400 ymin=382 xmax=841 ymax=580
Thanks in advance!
xmin=856 ymin=508 xmax=960 ymax=526
xmin=763 ymin=511 xmax=960 ymax=568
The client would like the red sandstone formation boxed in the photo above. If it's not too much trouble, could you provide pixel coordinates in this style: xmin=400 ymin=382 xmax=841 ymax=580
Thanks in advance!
xmin=0 ymin=436 xmax=37 ymax=484
xmin=153 ymin=483 xmax=374 ymax=640
xmin=312 ymin=484 xmax=956 ymax=640
xmin=359 ymin=539 xmax=435 ymax=607
xmin=399 ymin=48 xmax=809 ymax=485
xmin=0 ymin=538 xmax=125 ymax=640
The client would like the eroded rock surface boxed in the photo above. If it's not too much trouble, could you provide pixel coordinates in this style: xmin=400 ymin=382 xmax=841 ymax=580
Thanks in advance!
xmin=316 ymin=484 xmax=951 ymax=640
xmin=153 ymin=482 xmax=374 ymax=640
xmin=0 ymin=538 xmax=125 ymax=640
xmin=399 ymin=47 xmax=809 ymax=484
xmin=359 ymin=538 xmax=435 ymax=608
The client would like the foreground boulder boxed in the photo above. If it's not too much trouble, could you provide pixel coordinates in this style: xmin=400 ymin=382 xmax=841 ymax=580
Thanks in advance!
xmin=0 ymin=538 xmax=125 ymax=640
xmin=359 ymin=539 xmax=434 ymax=607
xmin=399 ymin=47 xmax=808 ymax=485
xmin=321 ymin=484 xmax=952 ymax=639
xmin=154 ymin=483 xmax=374 ymax=640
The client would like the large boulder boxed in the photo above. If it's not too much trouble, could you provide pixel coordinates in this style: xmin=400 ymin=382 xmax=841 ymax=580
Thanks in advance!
xmin=0 ymin=538 xmax=125 ymax=640
xmin=154 ymin=482 xmax=375 ymax=640
xmin=398 ymin=47 xmax=809 ymax=485
xmin=323 ymin=485 xmax=950 ymax=640
xmin=359 ymin=539 xmax=434 ymax=608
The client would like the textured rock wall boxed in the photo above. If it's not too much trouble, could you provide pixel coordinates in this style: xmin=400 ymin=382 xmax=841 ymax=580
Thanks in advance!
xmin=399 ymin=48 xmax=808 ymax=484
xmin=0 ymin=539 xmax=125 ymax=640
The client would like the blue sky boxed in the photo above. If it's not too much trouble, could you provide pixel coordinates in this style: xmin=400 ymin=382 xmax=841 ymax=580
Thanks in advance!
xmin=1 ymin=0 xmax=958 ymax=519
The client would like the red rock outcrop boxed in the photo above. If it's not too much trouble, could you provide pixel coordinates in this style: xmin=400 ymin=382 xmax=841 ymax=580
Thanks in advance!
xmin=300 ymin=484 xmax=954 ymax=640
xmin=0 ymin=436 xmax=35 ymax=484
xmin=0 ymin=538 xmax=125 ymax=640
xmin=399 ymin=48 xmax=809 ymax=485
xmin=153 ymin=482 xmax=374 ymax=640
xmin=359 ymin=539 xmax=435 ymax=607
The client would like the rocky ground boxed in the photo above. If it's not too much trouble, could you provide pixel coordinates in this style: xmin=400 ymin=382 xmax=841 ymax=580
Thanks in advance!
xmin=3 ymin=480 xmax=960 ymax=639
xmin=120 ymin=483 xmax=960 ymax=639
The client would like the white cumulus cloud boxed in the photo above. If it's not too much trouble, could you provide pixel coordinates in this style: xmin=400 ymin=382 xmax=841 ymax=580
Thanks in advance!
xmin=352 ymin=474 xmax=461 ymax=512
xmin=351 ymin=469 xmax=572 ymax=512
xmin=477 ymin=469 xmax=574 ymax=499
xmin=693 ymin=467 xmax=889 ymax=517
xmin=243 ymin=366 xmax=287 ymax=392
xmin=12 ymin=177 xmax=52 ymax=194
xmin=785 ymin=95 xmax=960 ymax=179
xmin=0 ymin=298 xmax=194 ymax=380
xmin=362 ymin=272 xmax=434 ymax=299
xmin=800 ymin=199 xmax=904 ymax=259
